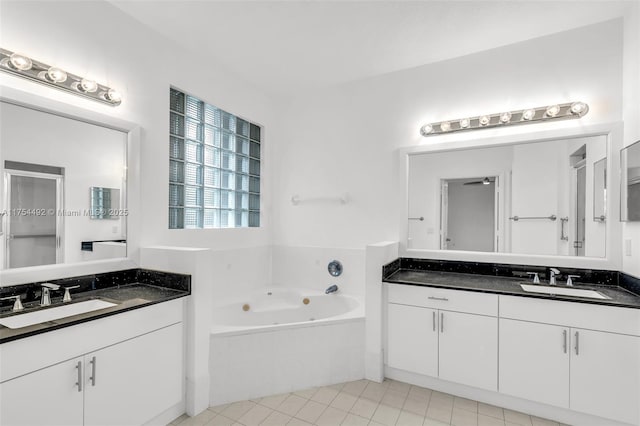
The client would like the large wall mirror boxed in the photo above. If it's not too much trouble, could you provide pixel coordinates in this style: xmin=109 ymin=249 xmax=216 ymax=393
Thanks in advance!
xmin=0 ymin=101 xmax=127 ymax=270
xmin=406 ymin=134 xmax=611 ymax=258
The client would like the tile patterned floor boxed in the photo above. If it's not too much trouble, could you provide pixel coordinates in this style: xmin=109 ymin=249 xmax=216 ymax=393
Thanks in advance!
xmin=168 ymin=379 xmax=569 ymax=426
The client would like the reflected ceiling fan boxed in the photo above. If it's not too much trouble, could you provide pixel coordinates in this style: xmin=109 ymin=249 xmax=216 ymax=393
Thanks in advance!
xmin=463 ymin=177 xmax=494 ymax=186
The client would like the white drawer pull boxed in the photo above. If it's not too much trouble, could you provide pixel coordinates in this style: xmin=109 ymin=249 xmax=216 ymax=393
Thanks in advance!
xmin=428 ymin=296 xmax=449 ymax=301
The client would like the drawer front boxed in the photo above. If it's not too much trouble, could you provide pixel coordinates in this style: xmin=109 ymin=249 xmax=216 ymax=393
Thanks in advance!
xmin=387 ymin=284 xmax=498 ymax=316
xmin=500 ymin=295 xmax=640 ymax=336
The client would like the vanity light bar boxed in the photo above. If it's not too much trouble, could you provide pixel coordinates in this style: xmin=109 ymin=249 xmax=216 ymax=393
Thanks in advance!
xmin=0 ymin=48 xmax=121 ymax=106
xmin=420 ymin=102 xmax=588 ymax=137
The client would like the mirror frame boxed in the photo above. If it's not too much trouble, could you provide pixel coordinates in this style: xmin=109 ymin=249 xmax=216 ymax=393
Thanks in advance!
xmin=592 ymin=157 xmax=607 ymax=222
xmin=398 ymin=122 xmax=623 ymax=270
xmin=0 ymin=86 xmax=140 ymax=286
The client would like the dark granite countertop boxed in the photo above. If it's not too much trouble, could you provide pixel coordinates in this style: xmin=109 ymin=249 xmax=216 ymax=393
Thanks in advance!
xmin=383 ymin=260 xmax=640 ymax=310
xmin=0 ymin=269 xmax=190 ymax=344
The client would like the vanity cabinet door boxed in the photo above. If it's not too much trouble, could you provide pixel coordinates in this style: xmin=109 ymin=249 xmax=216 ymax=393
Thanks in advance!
xmin=387 ymin=303 xmax=438 ymax=377
xmin=570 ymin=328 xmax=640 ymax=425
xmin=499 ymin=319 xmax=569 ymax=408
xmin=83 ymin=323 xmax=183 ymax=426
xmin=0 ymin=357 xmax=84 ymax=426
xmin=438 ymin=310 xmax=497 ymax=391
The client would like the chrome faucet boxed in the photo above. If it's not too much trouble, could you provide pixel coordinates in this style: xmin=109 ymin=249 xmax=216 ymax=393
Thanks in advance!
xmin=1 ymin=295 xmax=24 ymax=311
xmin=41 ymin=283 xmax=61 ymax=306
xmin=325 ymin=285 xmax=339 ymax=294
xmin=549 ymin=268 xmax=560 ymax=286
xmin=566 ymin=275 xmax=580 ymax=287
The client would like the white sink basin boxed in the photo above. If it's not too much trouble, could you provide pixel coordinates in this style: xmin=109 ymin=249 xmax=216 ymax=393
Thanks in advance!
xmin=0 ymin=300 xmax=117 ymax=329
xmin=520 ymin=284 xmax=610 ymax=300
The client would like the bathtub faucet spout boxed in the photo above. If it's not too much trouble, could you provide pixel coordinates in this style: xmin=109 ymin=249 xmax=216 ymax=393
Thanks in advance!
xmin=325 ymin=285 xmax=339 ymax=294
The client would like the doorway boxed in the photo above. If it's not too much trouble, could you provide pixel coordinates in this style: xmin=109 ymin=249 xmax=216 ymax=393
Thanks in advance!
xmin=570 ymin=145 xmax=587 ymax=257
xmin=3 ymin=163 xmax=64 ymax=268
xmin=441 ymin=177 xmax=497 ymax=252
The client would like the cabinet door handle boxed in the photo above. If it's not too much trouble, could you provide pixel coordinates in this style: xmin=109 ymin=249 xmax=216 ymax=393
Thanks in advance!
xmin=89 ymin=356 xmax=97 ymax=386
xmin=432 ymin=311 xmax=436 ymax=332
xmin=440 ymin=312 xmax=444 ymax=333
xmin=75 ymin=361 xmax=82 ymax=392
xmin=563 ymin=330 xmax=567 ymax=353
xmin=428 ymin=296 xmax=449 ymax=301
xmin=574 ymin=332 xmax=579 ymax=355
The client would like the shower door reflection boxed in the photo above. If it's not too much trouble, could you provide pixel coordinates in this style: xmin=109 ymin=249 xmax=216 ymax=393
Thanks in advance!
xmin=5 ymin=170 xmax=63 ymax=268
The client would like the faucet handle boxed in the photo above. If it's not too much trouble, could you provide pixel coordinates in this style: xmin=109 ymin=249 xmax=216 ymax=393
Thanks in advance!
xmin=41 ymin=282 xmax=61 ymax=290
xmin=526 ymin=272 xmax=540 ymax=284
xmin=62 ymin=286 xmax=80 ymax=303
xmin=566 ymin=275 xmax=580 ymax=287
xmin=1 ymin=295 xmax=24 ymax=311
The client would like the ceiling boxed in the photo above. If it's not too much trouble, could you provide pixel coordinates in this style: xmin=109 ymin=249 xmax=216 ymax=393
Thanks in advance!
xmin=111 ymin=0 xmax=634 ymax=98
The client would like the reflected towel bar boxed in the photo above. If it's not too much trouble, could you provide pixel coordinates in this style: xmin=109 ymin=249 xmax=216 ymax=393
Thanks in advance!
xmin=291 ymin=194 xmax=349 ymax=206
xmin=509 ymin=215 xmax=557 ymax=221
xmin=409 ymin=217 xmax=424 ymax=221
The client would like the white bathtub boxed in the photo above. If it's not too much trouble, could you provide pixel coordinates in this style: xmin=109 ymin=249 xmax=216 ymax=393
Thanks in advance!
xmin=209 ymin=288 xmax=365 ymax=405
xmin=211 ymin=288 xmax=363 ymax=332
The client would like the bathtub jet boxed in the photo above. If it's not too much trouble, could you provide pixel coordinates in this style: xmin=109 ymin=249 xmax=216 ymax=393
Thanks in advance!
xmin=325 ymin=284 xmax=339 ymax=294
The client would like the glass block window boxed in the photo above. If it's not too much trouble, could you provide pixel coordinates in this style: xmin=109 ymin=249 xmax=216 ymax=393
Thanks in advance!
xmin=169 ymin=88 xmax=261 ymax=228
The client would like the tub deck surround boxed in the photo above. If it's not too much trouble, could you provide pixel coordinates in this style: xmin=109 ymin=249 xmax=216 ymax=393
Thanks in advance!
xmin=382 ymin=258 xmax=640 ymax=309
xmin=0 ymin=268 xmax=191 ymax=343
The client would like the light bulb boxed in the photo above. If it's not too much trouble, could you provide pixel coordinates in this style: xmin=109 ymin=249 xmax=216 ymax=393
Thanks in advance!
xmin=80 ymin=78 xmax=98 ymax=93
xmin=479 ymin=115 xmax=490 ymax=126
xmin=46 ymin=67 xmax=67 ymax=83
xmin=459 ymin=118 xmax=470 ymax=129
xmin=420 ymin=124 xmax=433 ymax=136
xmin=522 ymin=109 xmax=535 ymax=121
xmin=105 ymin=88 xmax=122 ymax=102
xmin=500 ymin=112 xmax=512 ymax=124
xmin=440 ymin=121 xmax=451 ymax=132
xmin=545 ymin=104 xmax=560 ymax=117
xmin=9 ymin=53 xmax=32 ymax=71
xmin=570 ymin=102 xmax=587 ymax=115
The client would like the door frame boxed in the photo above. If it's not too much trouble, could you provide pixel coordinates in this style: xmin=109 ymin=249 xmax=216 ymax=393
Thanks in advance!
xmin=439 ymin=175 xmax=502 ymax=252
xmin=3 ymin=169 xmax=65 ymax=268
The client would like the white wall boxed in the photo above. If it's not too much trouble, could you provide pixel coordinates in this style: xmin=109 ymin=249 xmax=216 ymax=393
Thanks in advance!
xmin=0 ymin=0 xmax=277 ymax=257
xmin=271 ymin=245 xmax=365 ymax=296
xmin=273 ymin=19 xmax=623 ymax=256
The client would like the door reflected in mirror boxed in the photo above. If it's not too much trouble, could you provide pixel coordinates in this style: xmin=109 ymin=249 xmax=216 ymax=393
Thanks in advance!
xmin=440 ymin=177 xmax=497 ymax=252
xmin=408 ymin=135 xmax=608 ymax=257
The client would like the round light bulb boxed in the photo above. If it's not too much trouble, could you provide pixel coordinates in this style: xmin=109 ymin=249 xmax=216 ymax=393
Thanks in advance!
xmin=420 ymin=124 xmax=433 ymax=136
xmin=522 ymin=109 xmax=535 ymax=121
xmin=479 ymin=115 xmax=491 ymax=126
xmin=105 ymin=88 xmax=122 ymax=102
xmin=440 ymin=121 xmax=451 ymax=132
xmin=459 ymin=118 xmax=470 ymax=129
xmin=9 ymin=53 xmax=32 ymax=71
xmin=545 ymin=104 xmax=560 ymax=117
xmin=499 ymin=112 xmax=512 ymax=124
xmin=570 ymin=102 xmax=587 ymax=115
xmin=47 ymin=67 xmax=67 ymax=83
xmin=80 ymin=78 xmax=98 ymax=93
